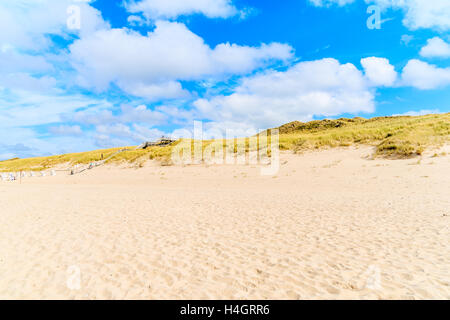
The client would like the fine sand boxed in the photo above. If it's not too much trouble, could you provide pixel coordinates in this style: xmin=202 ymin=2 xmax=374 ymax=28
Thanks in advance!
xmin=0 ymin=146 xmax=449 ymax=299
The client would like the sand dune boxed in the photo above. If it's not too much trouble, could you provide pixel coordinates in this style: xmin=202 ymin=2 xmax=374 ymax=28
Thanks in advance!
xmin=0 ymin=146 xmax=449 ymax=299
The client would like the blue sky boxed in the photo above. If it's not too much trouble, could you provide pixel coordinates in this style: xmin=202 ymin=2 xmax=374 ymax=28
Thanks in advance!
xmin=1 ymin=0 xmax=449 ymax=159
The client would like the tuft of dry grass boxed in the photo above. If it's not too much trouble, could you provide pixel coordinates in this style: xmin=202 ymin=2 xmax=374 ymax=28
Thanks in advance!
xmin=1 ymin=113 xmax=449 ymax=172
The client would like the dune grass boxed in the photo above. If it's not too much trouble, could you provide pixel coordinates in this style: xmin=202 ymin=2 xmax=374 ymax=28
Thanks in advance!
xmin=275 ymin=113 xmax=450 ymax=157
xmin=0 ymin=145 xmax=175 ymax=172
xmin=0 ymin=113 xmax=449 ymax=172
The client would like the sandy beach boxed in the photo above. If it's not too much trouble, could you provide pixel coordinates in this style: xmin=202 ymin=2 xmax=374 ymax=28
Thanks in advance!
xmin=0 ymin=146 xmax=449 ymax=299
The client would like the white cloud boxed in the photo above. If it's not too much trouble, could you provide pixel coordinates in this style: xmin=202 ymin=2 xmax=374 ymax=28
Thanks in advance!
xmin=0 ymin=74 xmax=57 ymax=92
xmin=49 ymin=125 xmax=83 ymax=136
xmin=367 ymin=0 xmax=450 ymax=31
xmin=132 ymin=124 xmax=166 ymax=141
xmin=0 ymin=89 xmax=111 ymax=128
xmin=155 ymin=104 xmax=197 ymax=125
xmin=0 ymin=143 xmax=37 ymax=160
xmin=309 ymin=0 xmax=355 ymax=7
xmin=361 ymin=57 xmax=397 ymax=86
xmin=0 ymin=0 xmax=108 ymax=51
xmin=97 ymin=123 xmax=133 ymax=138
xmin=420 ymin=37 xmax=450 ymax=58
xmin=93 ymin=133 xmax=129 ymax=149
xmin=117 ymin=81 xmax=191 ymax=101
xmin=127 ymin=15 xmax=148 ymax=26
xmin=70 ymin=104 xmax=167 ymax=127
xmin=401 ymin=59 xmax=450 ymax=89
xmin=125 ymin=0 xmax=239 ymax=20
xmin=69 ymin=21 xmax=293 ymax=99
xmin=393 ymin=109 xmax=441 ymax=116
xmin=0 ymin=1 xmax=110 ymax=100
xmin=94 ymin=123 xmax=166 ymax=147
xmin=0 ymin=153 xmax=16 ymax=161
xmin=0 ymin=37 xmax=57 ymax=93
xmin=118 ymin=105 xmax=167 ymax=124
xmin=0 ymin=49 xmax=53 ymax=74
xmin=400 ymin=34 xmax=414 ymax=46
xmin=0 ymin=89 xmax=111 ymax=159
xmin=317 ymin=1 xmax=450 ymax=30
xmin=211 ymin=42 xmax=293 ymax=73
xmin=193 ymin=58 xmax=375 ymax=129
xmin=70 ymin=109 xmax=115 ymax=126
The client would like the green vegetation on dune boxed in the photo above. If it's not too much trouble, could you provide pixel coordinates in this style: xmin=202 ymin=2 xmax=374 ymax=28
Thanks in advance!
xmin=274 ymin=113 xmax=450 ymax=157
xmin=0 ymin=145 xmax=175 ymax=172
xmin=0 ymin=113 xmax=449 ymax=172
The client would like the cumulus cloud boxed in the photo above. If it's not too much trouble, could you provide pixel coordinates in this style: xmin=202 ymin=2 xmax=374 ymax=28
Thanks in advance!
xmin=49 ymin=125 xmax=83 ymax=136
xmin=393 ymin=109 xmax=441 ymax=116
xmin=132 ymin=124 xmax=166 ymax=141
xmin=0 ymin=0 xmax=108 ymax=51
xmin=96 ymin=123 xmax=133 ymax=138
xmin=367 ymin=0 xmax=450 ymax=31
xmin=401 ymin=59 xmax=450 ymax=89
xmin=127 ymin=15 xmax=148 ymax=26
xmin=0 ymin=74 xmax=57 ymax=92
xmin=0 ymin=48 xmax=53 ymax=74
xmin=0 ymin=90 xmax=111 ymax=128
xmin=309 ymin=0 xmax=355 ymax=7
xmin=69 ymin=21 xmax=293 ymax=99
xmin=193 ymin=58 xmax=375 ymax=130
xmin=0 ymin=1 xmax=110 ymax=100
xmin=117 ymin=81 xmax=191 ymax=102
xmin=119 ymin=105 xmax=167 ymax=124
xmin=94 ymin=123 xmax=166 ymax=147
xmin=420 ymin=37 xmax=450 ymax=58
xmin=0 ymin=89 xmax=110 ymax=159
xmin=125 ymin=0 xmax=239 ymax=20
xmin=315 ymin=1 xmax=450 ymax=31
xmin=361 ymin=57 xmax=397 ymax=86
xmin=0 ymin=143 xmax=37 ymax=160
xmin=70 ymin=104 xmax=167 ymax=126
xmin=400 ymin=34 xmax=414 ymax=46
